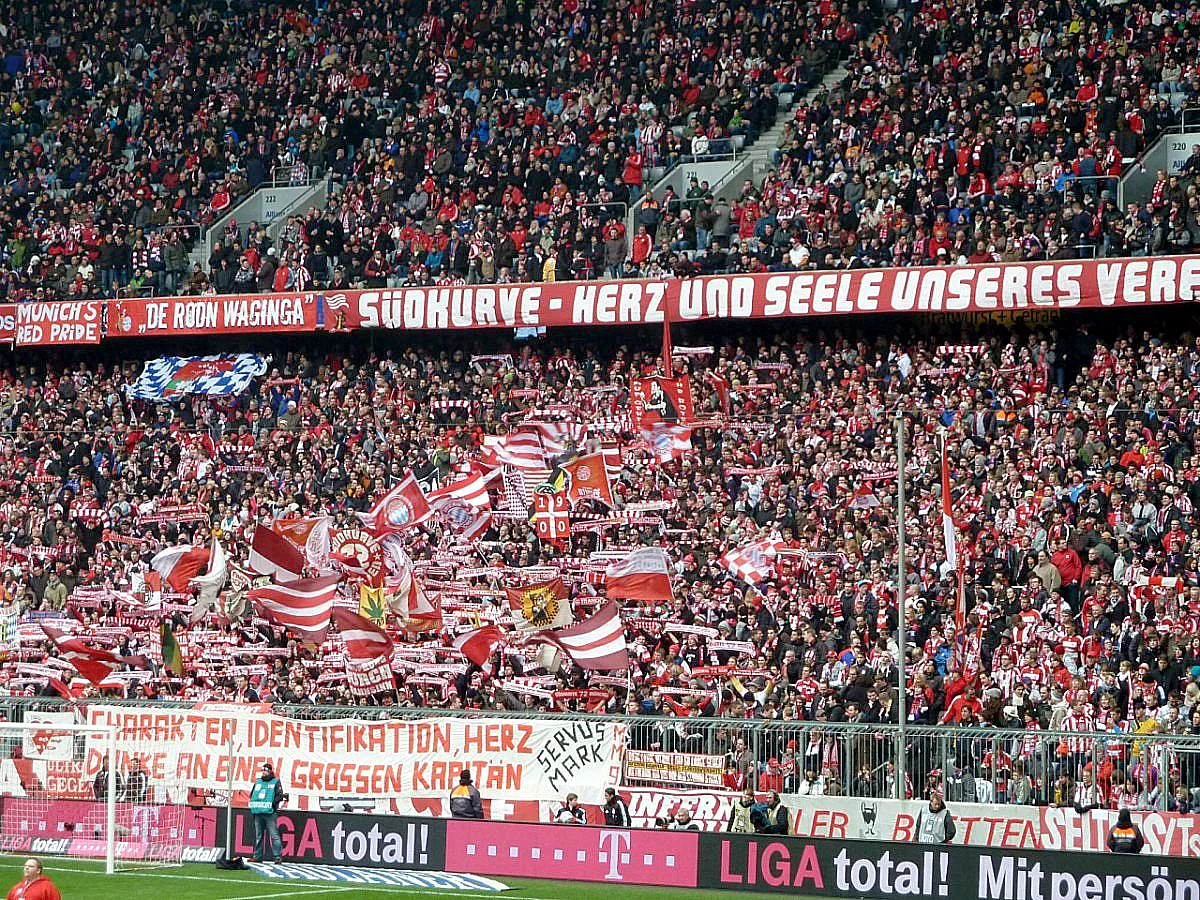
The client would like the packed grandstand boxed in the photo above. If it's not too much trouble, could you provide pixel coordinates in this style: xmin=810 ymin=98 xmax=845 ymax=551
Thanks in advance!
xmin=0 ymin=0 xmax=1198 ymax=838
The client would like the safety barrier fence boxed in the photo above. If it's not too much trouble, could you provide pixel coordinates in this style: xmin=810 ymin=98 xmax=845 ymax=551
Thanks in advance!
xmin=2 ymin=698 xmax=1197 ymax=811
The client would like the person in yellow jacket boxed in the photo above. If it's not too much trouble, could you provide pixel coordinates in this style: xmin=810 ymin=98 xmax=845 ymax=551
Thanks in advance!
xmin=727 ymin=788 xmax=758 ymax=833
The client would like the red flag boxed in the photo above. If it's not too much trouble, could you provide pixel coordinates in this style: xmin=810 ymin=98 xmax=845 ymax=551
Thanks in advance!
xmin=535 ymin=601 xmax=629 ymax=671
xmin=560 ymin=453 xmax=614 ymax=507
xmin=452 ymin=626 xmax=504 ymax=667
xmin=150 ymin=544 xmax=211 ymax=592
xmin=533 ymin=490 xmax=570 ymax=547
xmin=360 ymin=473 xmax=433 ymax=535
xmin=248 ymin=524 xmax=305 ymax=582
xmin=248 ymin=574 xmax=341 ymax=643
xmin=630 ymin=376 xmax=695 ymax=429
xmin=331 ymin=607 xmax=394 ymax=660
xmin=705 ymin=371 xmax=731 ymax=415
xmin=40 ymin=626 xmax=149 ymax=686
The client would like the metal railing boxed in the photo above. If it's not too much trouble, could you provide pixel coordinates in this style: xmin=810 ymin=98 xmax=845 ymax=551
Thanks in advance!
xmin=577 ymin=201 xmax=628 ymax=221
xmin=267 ymin=164 xmax=317 ymax=188
xmin=3 ymin=697 xmax=1196 ymax=811
xmin=1058 ymin=174 xmax=1117 ymax=202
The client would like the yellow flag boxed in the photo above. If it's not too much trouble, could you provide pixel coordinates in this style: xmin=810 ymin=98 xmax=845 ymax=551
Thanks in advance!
xmin=359 ymin=585 xmax=387 ymax=627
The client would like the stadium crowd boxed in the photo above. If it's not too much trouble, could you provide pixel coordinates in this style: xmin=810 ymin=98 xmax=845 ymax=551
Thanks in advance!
xmin=1 ymin=0 xmax=1200 ymax=300
xmin=0 ymin=0 xmax=861 ymax=302
xmin=0 ymin=313 xmax=1196 ymax=811
xmin=0 ymin=0 xmax=1198 ymax=818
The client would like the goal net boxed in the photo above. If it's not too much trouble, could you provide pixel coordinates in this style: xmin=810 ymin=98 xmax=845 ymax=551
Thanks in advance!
xmin=0 ymin=718 xmax=189 ymax=873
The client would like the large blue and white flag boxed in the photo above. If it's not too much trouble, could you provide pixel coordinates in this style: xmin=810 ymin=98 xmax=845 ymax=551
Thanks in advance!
xmin=126 ymin=354 xmax=269 ymax=401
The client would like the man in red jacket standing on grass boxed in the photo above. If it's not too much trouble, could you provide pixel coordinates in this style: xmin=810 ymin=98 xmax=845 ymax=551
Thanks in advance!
xmin=6 ymin=859 xmax=61 ymax=900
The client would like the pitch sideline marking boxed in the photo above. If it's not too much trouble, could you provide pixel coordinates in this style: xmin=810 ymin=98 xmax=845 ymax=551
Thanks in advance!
xmin=0 ymin=860 xmax=536 ymax=897
xmin=226 ymin=889 xmax=358 ymax=900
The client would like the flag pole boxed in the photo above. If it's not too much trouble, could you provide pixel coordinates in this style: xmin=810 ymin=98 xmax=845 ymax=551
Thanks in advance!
xmin=661 ymin=311 xmax=673 ymax=376
xmin=894 ymin=412 xmax=908 ymax=801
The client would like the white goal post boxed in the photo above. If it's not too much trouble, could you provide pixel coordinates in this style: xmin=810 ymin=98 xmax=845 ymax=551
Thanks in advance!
xmin=0 ymin=719 xmax=188 ymax=873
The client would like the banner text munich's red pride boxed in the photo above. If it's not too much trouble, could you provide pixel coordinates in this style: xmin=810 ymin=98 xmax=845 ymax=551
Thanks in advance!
xmin=0 ymin=255 xmax=1197 ymax=345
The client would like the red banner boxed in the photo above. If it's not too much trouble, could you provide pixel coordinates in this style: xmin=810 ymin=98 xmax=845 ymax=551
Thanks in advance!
xmin=0 ymin=305 xmax=15 ymax=345
xmin=342 ymin=256 xmax=1200 ymax=328
xmin=2 ymin=255 xmax=1198 ymax=347
xmin=630 ymin=376 xmax=695 ymax=429
xmin=109 ymin=293 xmax=319 ymax=338
xmin=15 ymin=301 xmax=102 ymax=346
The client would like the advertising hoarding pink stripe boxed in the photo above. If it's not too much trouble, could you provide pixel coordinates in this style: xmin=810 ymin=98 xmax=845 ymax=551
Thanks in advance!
xmin=445 ymin=820 xmax=699 ymax=887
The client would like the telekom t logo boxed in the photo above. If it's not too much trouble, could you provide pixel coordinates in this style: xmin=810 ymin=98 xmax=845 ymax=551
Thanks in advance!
xmin=599 ymin=830 xmax=631 ymax=880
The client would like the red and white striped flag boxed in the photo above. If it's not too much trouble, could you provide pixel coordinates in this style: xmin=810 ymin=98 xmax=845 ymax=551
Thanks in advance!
xmin=328 ymin=607 xmax=393 ymax=698
xmin=529 ymin=421 xmax=588 ymax=457
xmin=249 ymin=525 xmax=305 ymax=583
xmin=600 ymin=442 xmax=623 ymax=477
xmin=480 ymin=430 xmax=546 ymax=470
xmin=248 ymin=574 xmax=341 ymax=643
xmin=536 ymin=601 xmax=629 ymax=671
xmin=331 ymin=607 xmax=393 ymax=660
xmin=427 ymin=466 xmax=499 ymax=509
xmin=639 ymin=423 xmax=692 ymax=462
xmin=605 ymin=548 xmax=673 ymax=602
xmin=151 ymin=544 xmax=211 ymax=592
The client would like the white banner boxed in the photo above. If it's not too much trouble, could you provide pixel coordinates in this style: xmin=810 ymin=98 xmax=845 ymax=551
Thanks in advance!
xmin=625 ymin=750 xmax=726 ymax=787
xmin=84 ymin=706 xmax=623 ymax=806
xmin=21 ymin=711 xmax=77 ymax=761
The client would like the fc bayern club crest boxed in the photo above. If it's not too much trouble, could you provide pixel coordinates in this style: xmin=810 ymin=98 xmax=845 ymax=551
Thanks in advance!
xmin=441 ymin=499 xmax=474 ymax=529
xmin=384 ymin=495 xmax=415 ymax=528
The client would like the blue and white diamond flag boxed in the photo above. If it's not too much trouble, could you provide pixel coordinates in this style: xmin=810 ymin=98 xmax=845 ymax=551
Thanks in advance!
xmin=126 ymin=354 xmax=270 ymax=401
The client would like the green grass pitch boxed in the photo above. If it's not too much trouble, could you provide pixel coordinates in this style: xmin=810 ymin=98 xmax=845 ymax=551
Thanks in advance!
xmin=0 ymin=857 xmax=829 ymax=900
